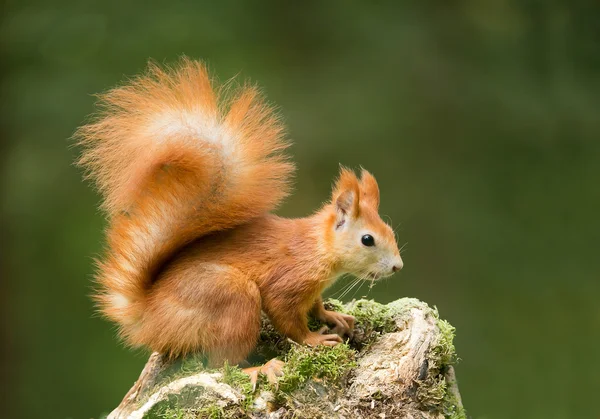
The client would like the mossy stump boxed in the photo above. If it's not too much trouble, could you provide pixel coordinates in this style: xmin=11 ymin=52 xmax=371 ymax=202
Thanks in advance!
xmin=107 ymin=298 xmax=465 ymax=419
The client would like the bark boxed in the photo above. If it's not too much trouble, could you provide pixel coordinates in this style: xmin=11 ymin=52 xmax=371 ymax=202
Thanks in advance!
xmin=107 ymin=298 xmax=465 ymax=419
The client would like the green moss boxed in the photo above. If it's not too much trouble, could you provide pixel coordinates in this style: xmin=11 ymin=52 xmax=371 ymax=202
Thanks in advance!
xmin=140 ymin=361 xmax=253 ymax=419
xmin=416 ymin=375 xmax=447 ymax=409
xmin=146 ymin=387 xmax=210 ymax=419
xmin=268 ymin=343 xmax=356 ymax=415
xmin=309 ymin=299 xmax=402 ymax=346
xmin=307 ymin=314 xmax=324 ymax=331
xmin=195 ymin=405 xmax=225 ymax=419
xmin=387 ymin=297 xmax=430 ymax=320
xmin=150 ymin=397 xmax=249 ymax=419
xmin=416 ymin=373 xmax=466 ymax=419
xmin=443 ymin=390 xmax=467 ymax=419
xmin=435 ymin=318 xmax=457 ymax=367
xmin=156 ymin=406 xmax=189 ymax=419
xmin=347 ymin=299 xmax=396 ymax=334
xmin=221 ymin=363 xmax=256 ymax=411
xmin=322 ymin=298 xmax=347 ymax=313
xmin=153 ymin=404 xmax=225 ymax=419
xmin=326 ymin=299 xmax=398 ymax=349
xmin=277 ymin=343 xmax=356 ymax=394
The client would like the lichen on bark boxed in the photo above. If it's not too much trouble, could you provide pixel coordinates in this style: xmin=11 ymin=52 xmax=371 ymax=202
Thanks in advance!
xmin=107 ymin=298 xmax=465 ymax=419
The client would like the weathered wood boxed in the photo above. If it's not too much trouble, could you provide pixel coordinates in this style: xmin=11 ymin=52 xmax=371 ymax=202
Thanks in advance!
xmin=109 ymin=352 xmax=168 ymax=419
xmin=107 ymin=298 xmax=465 ymax=418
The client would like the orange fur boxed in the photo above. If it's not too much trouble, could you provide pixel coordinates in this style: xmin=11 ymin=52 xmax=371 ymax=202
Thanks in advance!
xmin=76 ymin=59 xmax=402 ymax=366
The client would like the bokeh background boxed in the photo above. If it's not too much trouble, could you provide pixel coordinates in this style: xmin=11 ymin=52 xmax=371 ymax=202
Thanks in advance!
xmin=2 ymin=1 xmax=599 ymax=418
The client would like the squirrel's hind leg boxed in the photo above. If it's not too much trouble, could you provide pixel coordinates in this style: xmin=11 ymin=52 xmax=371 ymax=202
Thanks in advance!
xmin=143 ymin=264 xmax=262 ymax=364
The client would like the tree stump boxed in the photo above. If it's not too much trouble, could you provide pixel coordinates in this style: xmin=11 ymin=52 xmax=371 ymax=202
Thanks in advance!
xmin=107 ymin=298 xmax=465 ymax=418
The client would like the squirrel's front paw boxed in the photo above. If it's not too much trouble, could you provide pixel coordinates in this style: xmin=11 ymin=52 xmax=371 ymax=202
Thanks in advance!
xmin=303 ymin=326 xmax=343 ymax=347
xmin=320 ymin=310 xmax=356 ymax=339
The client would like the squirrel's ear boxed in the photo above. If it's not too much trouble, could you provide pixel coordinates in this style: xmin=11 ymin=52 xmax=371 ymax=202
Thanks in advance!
xmin=360 ymin=168 xmax=380 ymax=211
xmin=332 ymin=168 xmax=360 ymax=226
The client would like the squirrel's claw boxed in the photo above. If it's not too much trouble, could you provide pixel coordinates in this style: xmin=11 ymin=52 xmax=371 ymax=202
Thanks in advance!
xmin=242 ymin=358 xmax=285 ymax=391
xmin=246 ymin=369 xmax=260 ymax=392
xmin=262 ymin=358 xmax=285 ymax=388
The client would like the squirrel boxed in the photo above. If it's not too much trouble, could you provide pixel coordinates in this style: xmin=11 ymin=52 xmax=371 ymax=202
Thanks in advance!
xmin=76 ymin=58 xmax=403 ymax=376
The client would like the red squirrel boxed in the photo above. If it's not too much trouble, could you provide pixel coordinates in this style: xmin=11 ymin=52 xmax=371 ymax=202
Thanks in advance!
xmin=76 ymin=58 xmax=403 ymax=378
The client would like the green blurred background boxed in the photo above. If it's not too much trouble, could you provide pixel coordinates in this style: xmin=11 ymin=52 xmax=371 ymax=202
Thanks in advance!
xmin=1 ymin=1 xmax=599 ymax=418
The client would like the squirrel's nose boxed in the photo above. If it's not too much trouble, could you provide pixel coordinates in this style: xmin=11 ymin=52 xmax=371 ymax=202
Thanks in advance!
xmin=392 ymin=258 xmax=404 ymax=273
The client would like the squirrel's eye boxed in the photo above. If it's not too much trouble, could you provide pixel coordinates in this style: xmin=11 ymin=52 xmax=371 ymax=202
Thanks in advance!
xmin=361 ymin=234 xmax=375 ymax=247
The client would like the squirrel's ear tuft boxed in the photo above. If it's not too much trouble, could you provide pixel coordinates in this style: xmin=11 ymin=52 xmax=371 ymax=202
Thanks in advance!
xmin=332 ymin=167 xmax=360 ymax=224
xmin=360 ymin=168 xmax=380 ymax=210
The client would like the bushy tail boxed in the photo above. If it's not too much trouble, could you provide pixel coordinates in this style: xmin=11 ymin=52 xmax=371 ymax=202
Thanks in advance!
xmin=75 ymin=59 xmax=294 ymax=338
